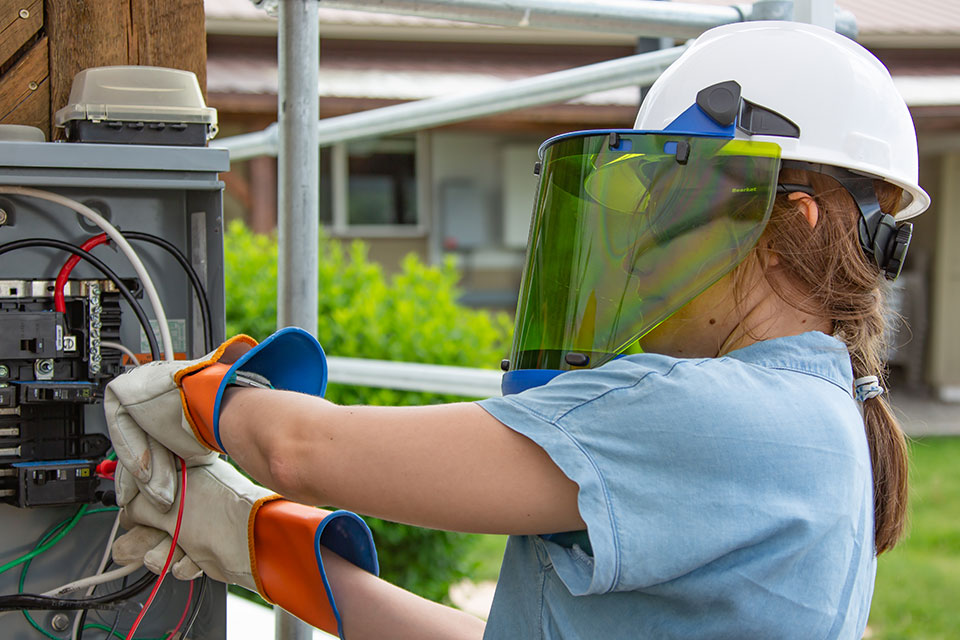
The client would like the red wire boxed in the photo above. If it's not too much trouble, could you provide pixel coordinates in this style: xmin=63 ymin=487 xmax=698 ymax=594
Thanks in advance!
xmin=125 ymin=456 xmax=187 ymax=640
xmin=166 ymin=578 xmax=195 ymax=639
xmin=54 ymin=233 xmax=109 ymax=312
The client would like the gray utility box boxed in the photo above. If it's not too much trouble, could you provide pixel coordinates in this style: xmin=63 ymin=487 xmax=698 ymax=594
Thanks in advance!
xmin=0 ymin=140 xmax=228 ymax=639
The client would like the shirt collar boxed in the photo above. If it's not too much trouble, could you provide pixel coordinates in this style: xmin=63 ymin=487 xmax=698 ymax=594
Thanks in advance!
xmin=723 ymin=331 xmax=854 ymax=396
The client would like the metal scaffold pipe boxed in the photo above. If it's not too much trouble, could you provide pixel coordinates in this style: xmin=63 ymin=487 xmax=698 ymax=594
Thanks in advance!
xmin=274 ymin=4 xmax=319 ymax=637
xmin=315 ymin=0 xmax=857 ymax=39
xmin=220 ymin=44 xmax=687 ymax=160
xmin=320 ymin=0 xmax=742 ymax=39
xmin=276 ymin=0 xmax=320 ymax=337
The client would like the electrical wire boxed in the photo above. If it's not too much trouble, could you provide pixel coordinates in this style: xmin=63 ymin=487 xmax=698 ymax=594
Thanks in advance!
xmin=123 ymin=232 xmax=213 ymax=352
xmin=73 ymin=510 xmax=120 ymax=599
xmin=12 ymin=507 xmax=119 ymax=635
xmin=124 ymin=457 xmax=187 ymax=640
xmin=181 ymin=575 xmax=208 ymax=640
xmin=0 ymin=187 xmax=175 ymax=362
xmin=0 ymin=239 xmax=161 ymax=362
xmin=166 ymin=579 xmax=194 ymax=639
xmin=76 ymin=566 xmax=124 ymax=640
xmin=54 ymin=233 xmax=110 ymax=313
xmin=100 ymin=341 xmax=142 ymax=367
xmin=0 ymin=506 xmax=89 ymax=577
xmin=44 ymin=563 xmax=143 ymax=599
xmin=0 ymin=573 xmax=154 ymax=612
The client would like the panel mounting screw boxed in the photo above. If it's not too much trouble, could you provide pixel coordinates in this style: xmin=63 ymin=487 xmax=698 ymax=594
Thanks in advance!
xmin=19 ymin=8 xmax=29 ymax=19
xmin=0 ymin=365 xmax=8 ymax=378
xmin=28 ymin=81 xmax=38 ymax=91
xmin=51 ymin=614 xmax=69 ymax=631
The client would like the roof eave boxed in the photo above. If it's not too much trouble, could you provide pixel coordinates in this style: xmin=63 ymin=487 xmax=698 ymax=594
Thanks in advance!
xmin=858 ymin=33 xmax=960 ymax=48
xmin=207 ymin=18 xmax=645 ymax=45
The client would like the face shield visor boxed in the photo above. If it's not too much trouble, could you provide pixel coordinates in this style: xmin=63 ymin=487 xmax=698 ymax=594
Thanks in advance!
xmin=507 ymin=131 xmax=781 ymax=375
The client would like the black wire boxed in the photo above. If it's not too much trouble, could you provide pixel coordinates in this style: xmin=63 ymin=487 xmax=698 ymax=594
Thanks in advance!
xmin=0 ymin=238 xmax=161 ymax=362
xmin=181 ymin=575 xmax=208 ymax=639
xmin=106 ymin=610 xmax=122 ymax=638
xmin=123 ymin=231 xmax=213 ymax=352
xmin=76 ymin=607 xmax=89 ymax=639
xmin=0 ymin=572 xmax=155 ymax=612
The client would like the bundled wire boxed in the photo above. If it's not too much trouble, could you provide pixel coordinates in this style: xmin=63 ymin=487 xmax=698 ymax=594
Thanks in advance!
xmin=123 ymin=232 xmax=214 ymax=352
xmin=0 ymin=573 xmax=155 ymax=612
xmin=0 ymin=239 xmax=161 ymax=362
xmin=0 ymin=187 xmax=175 ymax=362
xmin=54 ymin=231 xmax=215 ymax=354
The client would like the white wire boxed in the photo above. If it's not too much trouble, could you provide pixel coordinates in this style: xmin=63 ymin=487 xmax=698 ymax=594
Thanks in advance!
xmin=101 ymin=340 xmax=142 ymax=367
xmin=67 ymin=511 xmax=125 ymax=640
xmin=0 ymin=186 xmax=175 ymax=363
xmin=45 ymin=560 xmax=142 ymax=598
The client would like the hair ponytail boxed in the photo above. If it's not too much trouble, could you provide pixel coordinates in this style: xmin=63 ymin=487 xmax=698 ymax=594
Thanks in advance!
xmin=751 ymin=169 xmax=909 ymax=554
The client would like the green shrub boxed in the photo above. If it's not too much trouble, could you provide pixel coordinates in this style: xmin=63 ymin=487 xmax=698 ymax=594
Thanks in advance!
xmin=224 ymin=221 xmax=513 ymax=601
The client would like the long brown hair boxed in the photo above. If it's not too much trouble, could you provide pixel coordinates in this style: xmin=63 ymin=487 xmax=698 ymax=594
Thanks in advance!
xmin=744 ymin=168 xmax=909 ymax=554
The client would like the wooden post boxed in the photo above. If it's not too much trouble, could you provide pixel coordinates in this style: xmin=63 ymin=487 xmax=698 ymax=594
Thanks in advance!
xmin=0 ymin=0 xmax=48 ymax=135
xmin=0 ymin=0 xmax=206 ymax=141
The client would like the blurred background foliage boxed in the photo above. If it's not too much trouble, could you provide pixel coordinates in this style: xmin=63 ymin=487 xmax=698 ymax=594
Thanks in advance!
xmin=224 ymin=221 xmax=513 ymax=601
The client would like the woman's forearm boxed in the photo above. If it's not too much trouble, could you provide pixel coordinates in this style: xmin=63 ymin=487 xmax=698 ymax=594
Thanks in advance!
xmin=323 ymin=547 xmax=486 ymax=640
xmin=218 ymin=385 xmax=583 ymax=534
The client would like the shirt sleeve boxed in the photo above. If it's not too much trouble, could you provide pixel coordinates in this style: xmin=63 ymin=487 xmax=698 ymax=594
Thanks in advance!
xmin=477 ymin=355 xmax=866 ymax=597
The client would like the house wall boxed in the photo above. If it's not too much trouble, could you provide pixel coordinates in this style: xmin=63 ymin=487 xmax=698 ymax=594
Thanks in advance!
xmin=928 ymin=152 xmax=960 ymax=398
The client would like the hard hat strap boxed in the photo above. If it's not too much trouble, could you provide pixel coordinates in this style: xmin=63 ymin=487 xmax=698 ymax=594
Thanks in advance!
xmin=781 ymin=161 xmax=912 ymax=281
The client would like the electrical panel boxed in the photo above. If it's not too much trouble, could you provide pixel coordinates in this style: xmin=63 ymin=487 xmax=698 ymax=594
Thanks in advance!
xmin=0 ymin=279 xmax=122 ymax=507
xmin=0 ymin=138 xmax=229 ymax=639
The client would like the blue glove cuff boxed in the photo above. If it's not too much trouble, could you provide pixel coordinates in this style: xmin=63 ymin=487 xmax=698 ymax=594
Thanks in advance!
xmin=315 ymin=510 xmax=380 ymax=639
xmin=211 ymin=327 xmax=328 ymax=452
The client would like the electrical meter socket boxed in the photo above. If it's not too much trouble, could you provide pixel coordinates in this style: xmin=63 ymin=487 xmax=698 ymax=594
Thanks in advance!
xmin=54 ymin=66 xmax=219 ymax=146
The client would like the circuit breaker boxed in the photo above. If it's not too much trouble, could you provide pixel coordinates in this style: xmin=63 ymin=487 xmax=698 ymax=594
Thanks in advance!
xmin=0 ymin=136 xmax=228 ymax=638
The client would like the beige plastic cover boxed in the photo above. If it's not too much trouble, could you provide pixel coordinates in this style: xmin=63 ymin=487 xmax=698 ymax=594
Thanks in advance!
xmin=54 ymin=66 xmax=217 ymax=132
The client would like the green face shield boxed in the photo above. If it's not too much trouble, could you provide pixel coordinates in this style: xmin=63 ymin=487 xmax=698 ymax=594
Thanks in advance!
xmin=508 ymin=131 xmax=781 ymax=372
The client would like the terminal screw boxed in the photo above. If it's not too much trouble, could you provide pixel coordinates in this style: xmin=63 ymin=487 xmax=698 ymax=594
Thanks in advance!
xmin=35 ymin=359 xmax=54 ymax=380
xmin=19 ymin=8 xmax=29 ymax=19
xmin=51 ymin=614 xmax=69 ymax=631
xmin=0 ymin=209 xmax=7 ymax=225
xmin=0 ymin=365 xmax=8 ymax=378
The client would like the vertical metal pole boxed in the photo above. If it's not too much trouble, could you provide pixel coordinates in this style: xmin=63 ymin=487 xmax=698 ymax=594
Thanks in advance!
xmin=277 ymin=0 xmax=320 ymax=335
xmin=794 ymin=0 xmax=836 ymax=30
xmin=276 ymin=1 xmax=318 ymax=638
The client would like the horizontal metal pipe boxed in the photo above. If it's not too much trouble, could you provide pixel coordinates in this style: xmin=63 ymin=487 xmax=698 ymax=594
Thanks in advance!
xmin=218 ymin=123 xmax=278 ymax=159
xmin=219 ymin=44 xmax=685 ymax=160
xmin=327 ymin=356 xmax=504 ymax=397
xmin=318 ymin=0 xmax=743 ymax=40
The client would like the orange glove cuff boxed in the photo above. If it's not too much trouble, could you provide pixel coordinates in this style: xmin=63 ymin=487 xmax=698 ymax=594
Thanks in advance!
xmin=175 ymin=334 xmax=257 ymax=453
xmin=249 ymin=498 xmax=379 ymax=638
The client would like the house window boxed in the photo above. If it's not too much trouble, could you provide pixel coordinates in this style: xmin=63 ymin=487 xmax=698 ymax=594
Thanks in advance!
xmin=323 ymin=135 xmax=423 ymax=235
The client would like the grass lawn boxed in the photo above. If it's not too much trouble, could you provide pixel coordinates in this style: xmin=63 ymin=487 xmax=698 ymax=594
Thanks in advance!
xmin=868 ymin=436 xmax=960 ymax=639
xmin=460 ymin=438 xmax=960 ymax=638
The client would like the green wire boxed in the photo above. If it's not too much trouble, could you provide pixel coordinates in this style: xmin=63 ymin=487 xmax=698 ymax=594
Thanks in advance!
xmin=16 ymin=506 xmax=171 ymax=640
xmin=81 ymin=622 xmax=166 ymax=640
xmin=81 ymin=623 xmax=124 ymax=640
xmin=0 ymin=505 xmax=90 ymax=576
xmin=18 ymin=507 xmax=118 ymax=639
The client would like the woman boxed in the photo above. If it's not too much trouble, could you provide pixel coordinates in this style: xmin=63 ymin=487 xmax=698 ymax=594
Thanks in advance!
xmin=107 ymin=20 xmax=927 ymax=640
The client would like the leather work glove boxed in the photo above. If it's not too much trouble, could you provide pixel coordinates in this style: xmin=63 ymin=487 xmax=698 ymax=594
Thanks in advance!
xmin=105 ymin=327 xmax=328 ymax=509
xmin=113 ymin=460 xmax=378 ymax=639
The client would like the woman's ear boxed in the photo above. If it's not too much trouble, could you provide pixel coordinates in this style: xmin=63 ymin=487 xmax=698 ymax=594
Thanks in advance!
xmin=787 ymin=192 xmax=819 ymax=229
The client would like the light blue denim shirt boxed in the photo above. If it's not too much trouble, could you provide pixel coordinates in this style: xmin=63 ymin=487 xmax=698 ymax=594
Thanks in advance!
xmin=477 ymin=332 xmax=875 ymax=639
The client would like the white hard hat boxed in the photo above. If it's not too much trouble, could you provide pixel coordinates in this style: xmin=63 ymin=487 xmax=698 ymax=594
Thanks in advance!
xmin=635 ymin=21 xmax=929 ymax=220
